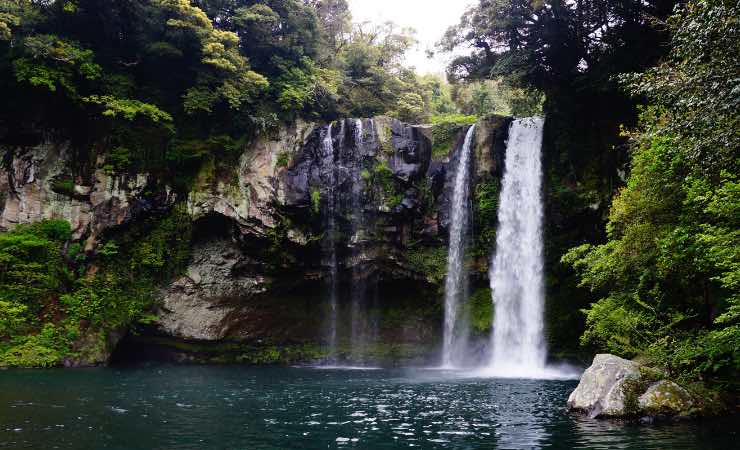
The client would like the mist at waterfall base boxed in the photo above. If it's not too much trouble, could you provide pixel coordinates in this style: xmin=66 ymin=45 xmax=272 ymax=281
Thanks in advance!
xmin=441 ymin=118 xmax=579 ymax=380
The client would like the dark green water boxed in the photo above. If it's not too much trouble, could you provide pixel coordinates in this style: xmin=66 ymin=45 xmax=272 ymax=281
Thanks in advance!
xmin=1 ymin=366 xmax=737 ymax=449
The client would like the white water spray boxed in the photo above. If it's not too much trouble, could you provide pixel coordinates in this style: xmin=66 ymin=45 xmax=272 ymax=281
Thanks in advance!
xmin=350 ymin=119 xmax=366 ymax=358
xmin=441 ymin=125 xmax=475 ymax=368
xmin=488 ymin=117 xmax=548 ymax=377
xmin=323 ymin=123 xmax=338 ymax=356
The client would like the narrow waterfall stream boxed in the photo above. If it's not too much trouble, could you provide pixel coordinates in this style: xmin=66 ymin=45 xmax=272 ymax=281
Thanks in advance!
xmin=488 ymin=117 xmax=547 ymax=376
xmin=322 ymin=119 xmax=377 ymax=365
xmin=350 ymin=118 xmax=367 ymax=361
xmin=322 ymin=123 xmax=339 ymax=358
xmin=441 ymin=125 xmax=476 ymax=368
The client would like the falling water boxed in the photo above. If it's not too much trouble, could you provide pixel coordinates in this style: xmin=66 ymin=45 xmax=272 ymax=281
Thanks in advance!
xmin=322 ymin=123 xmax=339 ymax=357
xmin=441 ymin=125 xmax=476 ymax=368
xmin=488 ymin=117 xmax=547 ymax=376
xmin=350 ymin=118 xmax=367 ymax=360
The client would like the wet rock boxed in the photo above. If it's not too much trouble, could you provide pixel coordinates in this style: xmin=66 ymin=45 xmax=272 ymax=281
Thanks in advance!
xmin=387 ymin=120 xmax=432 ymax=183
xmin=567 ymin=354 xmax=642 ymax=418
xmin=474 ymin=115 xmax=512 ymax=178
xmin=2 ymin=116 xmax=513 ymax=366
xmin=638 ymin=380 xmax=693 ymax=415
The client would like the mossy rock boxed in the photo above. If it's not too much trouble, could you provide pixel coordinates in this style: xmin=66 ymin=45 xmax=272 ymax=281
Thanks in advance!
xmin=638 ymin=380 xmax=694 ymax=415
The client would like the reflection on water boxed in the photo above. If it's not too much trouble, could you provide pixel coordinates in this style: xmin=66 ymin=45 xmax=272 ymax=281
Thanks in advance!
xmin=0 ymin=366 xmax=737 ymax=449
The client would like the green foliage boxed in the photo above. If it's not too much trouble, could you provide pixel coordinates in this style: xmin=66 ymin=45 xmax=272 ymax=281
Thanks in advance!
xmin=0 ymin=222 xmax=79 ymax=368
xmin=364 ymin=160 xmax=400 ymax=208
xmin=472 ymin=176 xmax=499 ymax=257
xmin=103 ymin=147 xmax=132 ymax=173
xmin=564 ymin=0 xmax=739 ymax=388
xmin=61 ymin=206 xmax=192 ymax=331
xmin=82 ymin=96 xmax=172 ymax=123
xmin=450 ymin=79 xmax=542 ymax=117
xmin=0 ymin=6 xmax=21 ymax=40
xmin=429 ymin=113 xmax=478 ymax=126
xmin=621 ymin=0 xmax=739 ymax=174
xmin=467 ymin=288 xmax=493 ymax=334
xmin=394 ymin=92 xmax=426 ymax=123
xmin=51 ymin=177 xmax=75 ymax=196
xmin=276 ymin=150 xmax=292 ymax=168
xmin=0 ymin=206 xmax=192 ymax=368
xmin=0 ymin=220 xmax=71 ymax=322
xmin=157 ymin=0 xmax=269 ymax=113
xmin=407 ymin=246 xmax=448 ymax=286
xmin=13 ymin=34 xmax=101 ymax=94
xmin=430 ymin=115 xmax=476 ymax=158
xmin=0 ymin=337 xmax=61 ymax=368
xmin=310 ymin=188 xmax=321 ymax=214
xmin=0 ymin=301 xmax=27 ymax=339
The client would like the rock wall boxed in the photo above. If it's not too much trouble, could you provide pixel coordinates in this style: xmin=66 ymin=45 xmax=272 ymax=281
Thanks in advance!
xmin=1 ymin=116 xmax=511 ymax=365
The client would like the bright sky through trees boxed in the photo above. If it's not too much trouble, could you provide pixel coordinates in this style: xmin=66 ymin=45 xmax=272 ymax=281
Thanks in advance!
xmin=347 ymin=0 xmax=475 ymax=74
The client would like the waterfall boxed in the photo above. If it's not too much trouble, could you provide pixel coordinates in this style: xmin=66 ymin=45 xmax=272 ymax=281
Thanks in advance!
xmin=322 ymin=123 xmax=339 ymax=358
xmin=350 ymin=118 xmax=367 ymax=361
xmin=441 ymin=125 xmax=476 ymax=368
xmin=488 ymin=117 xmax=547 ymax=376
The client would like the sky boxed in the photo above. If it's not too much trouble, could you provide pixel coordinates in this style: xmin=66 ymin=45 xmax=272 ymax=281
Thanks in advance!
xmin=347 ymin=0 xmax=475 ymax=75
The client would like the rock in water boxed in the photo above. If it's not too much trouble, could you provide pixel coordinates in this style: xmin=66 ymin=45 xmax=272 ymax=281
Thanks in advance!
xmin=567 ymin=354 xmax=641 ymax=418
xmin=638 ymin=380 xmax=693 ymax=415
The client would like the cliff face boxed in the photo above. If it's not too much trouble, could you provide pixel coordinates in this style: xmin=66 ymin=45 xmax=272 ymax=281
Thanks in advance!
xmin=1 ymin=116 xmax=511 ymax=366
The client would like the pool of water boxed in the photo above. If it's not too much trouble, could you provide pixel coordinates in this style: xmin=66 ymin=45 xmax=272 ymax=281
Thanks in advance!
xmin=1 ymin=365 xmax=737 ymax=449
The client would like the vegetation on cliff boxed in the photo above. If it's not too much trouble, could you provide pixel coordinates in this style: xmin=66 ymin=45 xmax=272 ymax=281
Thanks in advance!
xmin=445 ymin=0 xmax=738 ymax=397
xmin=563 ymin=0 xmax=739 ymax=391
xmin=0 ymin=0 xmax=737 ymax=392
xmin=0 ymin=207 xmax=191 ymax=367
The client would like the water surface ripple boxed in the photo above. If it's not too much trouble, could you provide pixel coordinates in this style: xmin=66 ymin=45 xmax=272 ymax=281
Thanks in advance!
xmin=1 ymin=366 xmax=737 ymax=449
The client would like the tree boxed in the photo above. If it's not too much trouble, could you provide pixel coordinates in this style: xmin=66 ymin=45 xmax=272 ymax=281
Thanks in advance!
xmin=564 ymin=0 xmax=739 ymax=384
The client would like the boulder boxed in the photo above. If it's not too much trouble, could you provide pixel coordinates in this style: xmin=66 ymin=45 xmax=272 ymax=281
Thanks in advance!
xmin=156 ymin=236 xmax=266 ymax=341
xmin=638 ymin=380 xmax=693 ymax=415
xmin=567 ymin=354 xmax=641 ymax=418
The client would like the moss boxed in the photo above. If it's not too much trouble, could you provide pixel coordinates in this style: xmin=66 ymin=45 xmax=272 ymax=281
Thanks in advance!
xmin=407 ymin=246 xmax=447 ymax=286
xmin=133 ymin=337 xmax=328 ymax=365
xmin=430 ymin=114 xmax=477 ymax=159
xmin=275 ymin=150 xmax=292 ymax=169
xmin=467 ymin=288 xmax=493 ymax=334
xmin=310 ymin=188 xmax=321 ymax=214
xmin=366 ymin=160 xmax=400 ymax=208
xmin=621 ymin=366 xmax=664 ymax=416
xmin=472 ymin=175 xmax=500 ymax=259
xmin=51 ymin=177 xmax=75 ymax=196
xmin=379 ymin=126 xmax=394 ymax=155
xmin=70 ymin=329 xmax=111 ymax=366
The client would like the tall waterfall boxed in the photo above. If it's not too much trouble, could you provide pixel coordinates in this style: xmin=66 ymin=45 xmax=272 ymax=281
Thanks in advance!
xmin=441 ymin=125 xmax=476 ymax=368
xmin=488 ymin=117 xmax=547 ymax=376
xmin=350 ymin=118 xmax=368 ymax=360
xmin=322 ymin=123 xmax=339 ymax=357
